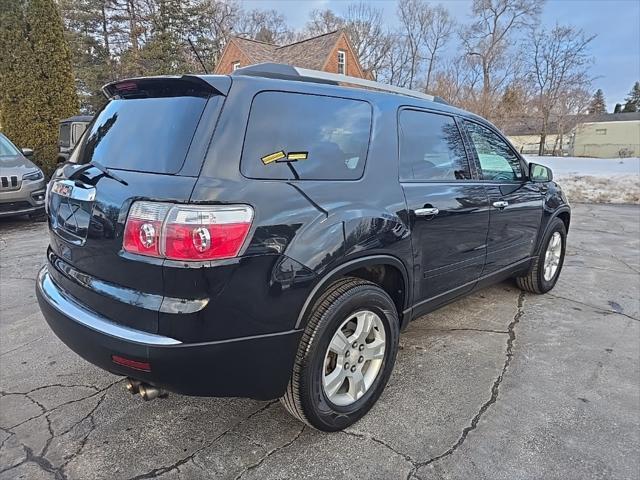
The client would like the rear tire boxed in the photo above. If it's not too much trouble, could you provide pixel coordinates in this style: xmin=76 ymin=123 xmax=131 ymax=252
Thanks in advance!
xmin=516 ymin=218 xmax=566 ymax=294
xmin=281 ymin=277 xmax=399 ymax=431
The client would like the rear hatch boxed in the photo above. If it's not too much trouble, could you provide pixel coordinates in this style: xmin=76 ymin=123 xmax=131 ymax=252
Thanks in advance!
xmin=46 ymin=76 xmax=227 ymax=334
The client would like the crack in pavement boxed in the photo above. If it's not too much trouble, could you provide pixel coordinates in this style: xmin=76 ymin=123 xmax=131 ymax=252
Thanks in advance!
xmin=125 ymin=401 xmax=278 ymax=480
xmin=2 ymin=381 xmax=118 ymax=431
xmin=563 ymin=263 xmax=639 ymax=275
xmin=422 ymin=327 xmax=509 ymax=334
xmin=314 ymin=292 xmax=528 ymax=480
xmin=344 ymin=292 xmax=527 ymax=480
xmin=0 ymin=335 xmax=46 ymax=357
xmin=0 ymin=379 xmax=123 ymax=479
xmin=414 ymin=291 xmax=526 ymax=471
xmin=547 ymin=294 xmax=640 ymax=323
xmin=342 ymin=430 xmax=417 ymax=466
xmin=571 ymin=247 xmax=640 ymax=275
xmin=234 ymin=425 xmax=306 ymax=480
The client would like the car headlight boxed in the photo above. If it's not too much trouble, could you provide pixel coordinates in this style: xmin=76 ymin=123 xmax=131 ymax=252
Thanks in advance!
xmin=23 ymin=169 xmax=44 ymax=181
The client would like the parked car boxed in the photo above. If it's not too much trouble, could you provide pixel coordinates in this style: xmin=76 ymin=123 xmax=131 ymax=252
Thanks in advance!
xmin=57 ymin=115 xmax=92 ymax=164
xmin=36 ymin=64 xmax=570 ymax=431
xmin=0 ymin=133 xmax=46 ymax=218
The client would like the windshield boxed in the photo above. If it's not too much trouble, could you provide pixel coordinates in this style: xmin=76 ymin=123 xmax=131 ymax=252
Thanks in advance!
xmin=72 ymin=94 xmax=209 ymax=174
xmin=0 ymin=134 xmax=21 ymax=163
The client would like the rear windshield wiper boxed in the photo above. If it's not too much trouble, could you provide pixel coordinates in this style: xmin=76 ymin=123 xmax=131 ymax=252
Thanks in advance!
xmin=70 ymin=161 xmax=128 ymax=186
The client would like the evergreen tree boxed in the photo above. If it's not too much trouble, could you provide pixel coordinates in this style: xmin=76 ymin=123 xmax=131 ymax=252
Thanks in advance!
xmin=588 ymin=89 xmax=607 ymax=114
xmin=58 ymin=0 xmax=114 ymax=113
xmin=622 ymin=81 xmax=640 ymax=112
xmin=0 ymin=0 xmax=79 ymax=174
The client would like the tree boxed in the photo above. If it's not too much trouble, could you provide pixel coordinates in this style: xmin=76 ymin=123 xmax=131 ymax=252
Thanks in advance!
xmin=304 ymin=8 xmax=344 ymax=36
xmin=396 ymin=0 xmax=429 ymax=89
xmin=423 ymin=5 xmax=454 ymax=92
xmin=235 ymin=8 xmax=294 ymax=44
xmin=303 ymin=3 xmax=391 ymax=79
xmin=0 ymin=0 xmax=79 ymax=174
xmin=59 ymin=0 xmax=116 ymax=112
xmin=622 ymin=81 xmax=640 ymax=112
xmin=614 ymin=103 xmax=623 ymax=113
xmin=342 ymin=3 xmax=391 ymax=79
xmin=526 ymin=25 xmax=594 ymax=155
xmin=461 ymin=0 xmax=543 ymax=119
xmin=588 ymin=89 xmax=606 ymax=114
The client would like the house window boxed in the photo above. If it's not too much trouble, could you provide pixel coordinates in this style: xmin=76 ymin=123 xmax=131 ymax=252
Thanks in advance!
xmin=232 ymin=61 xmax=241 ymax=71
xmin=337 ymin=50 xmax=346 ymax=74
xmin=595 ymin=128 xmax=607 ymax=135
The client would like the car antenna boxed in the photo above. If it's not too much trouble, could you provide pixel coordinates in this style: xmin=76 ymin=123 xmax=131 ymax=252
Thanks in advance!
xmin=188 ymin=38 xmax=209 ymax=74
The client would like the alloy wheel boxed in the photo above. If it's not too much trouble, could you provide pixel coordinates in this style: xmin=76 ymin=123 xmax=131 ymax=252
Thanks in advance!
xmin=322 ymin=310 xmax=386 ymax=406
xmin=543 ymin=231 xmax=562 ymax=281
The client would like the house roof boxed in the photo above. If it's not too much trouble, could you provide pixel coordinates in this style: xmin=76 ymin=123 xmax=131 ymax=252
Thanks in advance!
xmin=229 ymin=30 xmax=347 ymax=71
xmin=275 ymin=31 xmax=343 ymax=70
xmin=503 ymin=112 xmax=640 ymax=136
xmin=230 ymin=37 xmax=278 ymax=64
xmin=581 ymin=112 xmax=640 ymax=123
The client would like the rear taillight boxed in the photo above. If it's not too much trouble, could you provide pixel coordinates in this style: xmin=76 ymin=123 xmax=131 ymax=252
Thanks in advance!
xmin=123 ymin=202 xmax=253 ymax=261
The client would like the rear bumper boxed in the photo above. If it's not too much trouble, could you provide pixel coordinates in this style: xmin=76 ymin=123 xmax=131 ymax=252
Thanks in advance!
xmin=36 ymin=267 xmax=302 ymax=399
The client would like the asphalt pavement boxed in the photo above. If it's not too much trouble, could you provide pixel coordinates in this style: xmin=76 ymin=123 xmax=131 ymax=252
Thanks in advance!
xmin=1 ymin=203 xmax=638 ymax=480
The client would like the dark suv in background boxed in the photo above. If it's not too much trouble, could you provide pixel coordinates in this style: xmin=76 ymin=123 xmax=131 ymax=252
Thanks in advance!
xmin=36 ymin=64 xmax=570 ymax=431
xmin=57 ymin=115 xmax=92 ymax=164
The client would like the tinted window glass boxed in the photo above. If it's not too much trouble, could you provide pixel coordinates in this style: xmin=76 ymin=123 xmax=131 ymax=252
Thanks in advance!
xmin=73 ymin=95 xmax=208 ymax=174
xmin=242 ymin=92 xmax=372 ymax=180
xmin=398 ymin=110 xmax=470 ymax=181
xmin=465 ymin=121 xmax=523 ymax=181
xmin=59 ymin=123 xmax=71 ymax=147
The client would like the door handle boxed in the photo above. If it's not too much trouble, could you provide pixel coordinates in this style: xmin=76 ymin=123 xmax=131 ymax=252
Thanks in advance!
xmin=492 ymin=200 xmax=509 ymax=209
xmin=415 ymin=207 xmax=439 ymax=216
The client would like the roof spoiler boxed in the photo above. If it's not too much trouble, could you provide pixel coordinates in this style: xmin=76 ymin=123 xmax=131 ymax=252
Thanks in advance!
xmin=232 ymin=63 xmax=447 ymax=104
xmin=102 ymin=75 xmax=231 ymax=100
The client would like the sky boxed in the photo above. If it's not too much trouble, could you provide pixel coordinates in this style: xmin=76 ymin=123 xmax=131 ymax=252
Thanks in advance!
xmin=243 ymin=0 xmax=640 ymax=111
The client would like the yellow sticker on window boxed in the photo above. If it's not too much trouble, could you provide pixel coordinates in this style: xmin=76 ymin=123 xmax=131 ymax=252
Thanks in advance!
xmin=286 ymin=152 xmax=308 ymax=161
xmin=261 ymin=151 xmax=286 ymax=164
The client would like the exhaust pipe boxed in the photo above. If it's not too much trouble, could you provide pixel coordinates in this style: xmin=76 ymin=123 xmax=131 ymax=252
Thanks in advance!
xmin=138 ymin=383 xmax=164 ymax=401
xmin=125 ymin=378 xmax=142 ymax=395
xmin=125 ymin=378 xmax=166 ymax=401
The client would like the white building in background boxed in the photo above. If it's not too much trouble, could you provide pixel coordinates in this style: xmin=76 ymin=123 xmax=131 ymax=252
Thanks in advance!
xmin=505 ymin=112 xmax=640 ymax=158
xmin=569 ymin=113 xmax=640 ymax=158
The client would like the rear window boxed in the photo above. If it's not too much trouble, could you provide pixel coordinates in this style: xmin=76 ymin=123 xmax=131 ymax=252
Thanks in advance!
xmin=73 ymin=95 xmax=208 ymax=174
xmin=241 ymin=91 xmax=372 ymax=180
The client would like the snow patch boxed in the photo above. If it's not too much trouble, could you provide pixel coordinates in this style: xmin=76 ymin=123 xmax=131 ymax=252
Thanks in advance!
xmin=524 ymin=156 xmax=640 ymax=204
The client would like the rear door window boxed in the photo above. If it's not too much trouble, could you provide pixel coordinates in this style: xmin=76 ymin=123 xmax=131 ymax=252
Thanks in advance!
xmin=241 ymin=91 xmax=372 ymax=180
xmin=398 ymin=109 xmax=471 ymax=181
xmin=73 ymin=95 xmax=209 ymax=174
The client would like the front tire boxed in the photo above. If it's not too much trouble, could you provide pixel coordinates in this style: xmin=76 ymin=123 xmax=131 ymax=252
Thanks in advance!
xmin=281 ymin=277 xmax=399 ymax=431
xmin=516 ymin=218 xmax=567 ymax=294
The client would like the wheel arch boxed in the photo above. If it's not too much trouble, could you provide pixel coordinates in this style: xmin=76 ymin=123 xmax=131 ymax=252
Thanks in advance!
xmin=535 ymin=207 xmax=571 ymax=255
xmin=295 ymin=255 xmax=411 ymax=331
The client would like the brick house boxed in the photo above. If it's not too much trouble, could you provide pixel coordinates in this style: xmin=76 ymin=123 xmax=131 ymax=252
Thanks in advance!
xmin=214 ymin=30 xmax=368 ymax=78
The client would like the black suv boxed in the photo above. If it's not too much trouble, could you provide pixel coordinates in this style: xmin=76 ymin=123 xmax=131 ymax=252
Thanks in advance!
xmin=36 ymin=64 xmax=570 ymax=431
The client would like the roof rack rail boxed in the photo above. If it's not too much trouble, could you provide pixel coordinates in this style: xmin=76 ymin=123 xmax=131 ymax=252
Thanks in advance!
xmin=232 ymin=63 xmax=443 ymax=103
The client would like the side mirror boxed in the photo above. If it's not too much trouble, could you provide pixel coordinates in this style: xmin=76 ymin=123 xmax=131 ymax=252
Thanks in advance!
xmin=529 ymin=162 xmax=553 ymax=182
xmin=21 ymin=148 xmax=34 ymax=158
